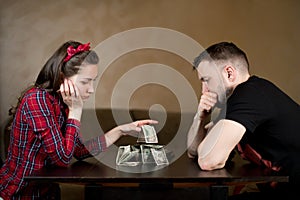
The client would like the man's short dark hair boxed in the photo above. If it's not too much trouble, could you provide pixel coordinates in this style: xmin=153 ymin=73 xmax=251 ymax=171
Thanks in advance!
xmin=193 ymin=42 xmax=249 ymax=69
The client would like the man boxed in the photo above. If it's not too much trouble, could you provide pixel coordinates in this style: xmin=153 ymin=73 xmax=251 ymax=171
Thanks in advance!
xmin=187 ymin=41 xmax=300 ymax=198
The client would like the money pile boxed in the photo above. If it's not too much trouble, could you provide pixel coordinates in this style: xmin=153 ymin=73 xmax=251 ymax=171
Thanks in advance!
xmin=141 ymin=144 xmax=169 ymax=165
xmin=116 ymin=145 xmax=141 ymax=166
xmin=116 ymin=125 xmax=169 ymax=166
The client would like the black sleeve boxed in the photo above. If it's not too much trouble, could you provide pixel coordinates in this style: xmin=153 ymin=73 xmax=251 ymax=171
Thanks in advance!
xmin=226 ymin=83 xmax=274 ymax=133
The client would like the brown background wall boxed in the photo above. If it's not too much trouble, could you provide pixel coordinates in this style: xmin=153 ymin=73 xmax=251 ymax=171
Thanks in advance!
xmin=1 ymin=0 xmax=300 ymax=156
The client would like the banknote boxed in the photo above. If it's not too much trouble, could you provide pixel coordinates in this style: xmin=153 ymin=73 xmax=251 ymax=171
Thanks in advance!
xmin=140 ymin=144 xmax=156 ymax=164
xmin=141 ymin=125 xmax=158 ymax=143
xmin=136 ymin=131 xmax=146 ymax=143
xmin=116 ymin=145 xmax=140 ymax=166
xmin=116 ymin=144 xmax=169 ymax=166
xmin=150 ymin=146 xmax=169 ymax=165
xmin=141 ymin=144 xmax=168 ymax=165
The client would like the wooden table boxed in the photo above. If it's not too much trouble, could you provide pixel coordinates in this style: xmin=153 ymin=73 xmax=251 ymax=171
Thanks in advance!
xmin=24 ymin=151 xmax=288 ymax=200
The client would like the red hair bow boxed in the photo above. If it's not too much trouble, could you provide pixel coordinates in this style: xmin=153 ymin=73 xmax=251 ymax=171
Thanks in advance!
xmin=64 ymin=42 xmax=91 ymax=62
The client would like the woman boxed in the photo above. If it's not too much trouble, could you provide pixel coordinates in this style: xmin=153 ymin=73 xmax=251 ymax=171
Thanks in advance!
xmin=0 ymin=41 xmax=157 ymax=199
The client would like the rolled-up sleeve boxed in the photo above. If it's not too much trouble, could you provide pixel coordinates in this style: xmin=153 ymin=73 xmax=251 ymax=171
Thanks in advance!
xmin=73 ymin=134 xmax=108 ymax=160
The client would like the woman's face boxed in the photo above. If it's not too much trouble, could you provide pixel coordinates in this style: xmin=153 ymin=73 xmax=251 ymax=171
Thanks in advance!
xmin=68 ymin=64 xmax=98 ymax=101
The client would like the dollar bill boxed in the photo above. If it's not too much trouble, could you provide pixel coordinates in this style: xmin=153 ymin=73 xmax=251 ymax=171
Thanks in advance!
xmin=141 ymin=144 xmax=168 ymax=165
xmin=116 ymin=144 xmax=169 ymax=166
xmin=141 ymin=145 xmax=156 ymax=164
xmin=150 ymin=147 xmax=169 ymax=165
xmin=141 ymin=125 xmax=158 ymax=143
xmin=116 ymin=145 xmax=140 ymax=166
xmin=136 ymin=131 xmax=146 ymax=143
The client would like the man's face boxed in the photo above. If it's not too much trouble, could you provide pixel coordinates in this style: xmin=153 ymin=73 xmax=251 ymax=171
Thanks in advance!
xmin=196 ymin=60 xmax=227 ymax=104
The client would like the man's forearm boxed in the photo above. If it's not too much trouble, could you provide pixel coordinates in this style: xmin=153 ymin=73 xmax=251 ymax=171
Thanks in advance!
xmin=187 ymin=112 xmax=208 ymax=158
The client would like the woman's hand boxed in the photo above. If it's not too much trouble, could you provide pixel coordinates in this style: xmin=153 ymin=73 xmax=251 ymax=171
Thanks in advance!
xmin=105 ymin=119 xmax=158 ymax=147
xmin=59 ymin=79 xmax=83 ymax=121
xmin=118 ymin=119 xmax=159 ymax=136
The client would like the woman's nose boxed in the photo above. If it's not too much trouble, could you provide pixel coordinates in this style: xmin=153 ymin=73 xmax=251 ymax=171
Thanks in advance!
xmin=88 ymin=83 xmax=94 ymax=94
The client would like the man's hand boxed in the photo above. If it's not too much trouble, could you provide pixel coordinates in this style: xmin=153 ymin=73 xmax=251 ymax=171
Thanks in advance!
xmin=187 ymin=91 xmax=218 ymax=158
xmin=198 ymin=91 xmax=218 ymax=120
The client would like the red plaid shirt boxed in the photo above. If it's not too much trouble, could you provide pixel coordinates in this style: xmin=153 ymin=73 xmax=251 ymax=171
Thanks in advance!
xmin=0 ymin=87 xmax=107 ymax=199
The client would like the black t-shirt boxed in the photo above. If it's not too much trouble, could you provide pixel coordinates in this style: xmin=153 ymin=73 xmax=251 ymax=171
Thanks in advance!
xmin=226 ymin=76 xmax=300 ymax=170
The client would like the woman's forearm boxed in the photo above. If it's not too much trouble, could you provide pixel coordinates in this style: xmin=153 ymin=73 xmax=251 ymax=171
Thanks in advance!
xmin=104 ymin=126 xmax=123 ymax=147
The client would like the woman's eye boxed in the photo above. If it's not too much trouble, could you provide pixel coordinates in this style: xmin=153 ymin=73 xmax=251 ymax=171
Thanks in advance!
xmin=80 ymin=81 xmax=88 ymax=85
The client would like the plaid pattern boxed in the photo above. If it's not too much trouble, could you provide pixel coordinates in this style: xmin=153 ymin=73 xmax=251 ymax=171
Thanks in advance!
xmin=0 ymin=88 xmax=107 ymax=199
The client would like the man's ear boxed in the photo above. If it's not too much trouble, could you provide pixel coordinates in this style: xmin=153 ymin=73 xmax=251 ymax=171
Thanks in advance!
xmin=224 ymin=65 xmax=236 ymax=82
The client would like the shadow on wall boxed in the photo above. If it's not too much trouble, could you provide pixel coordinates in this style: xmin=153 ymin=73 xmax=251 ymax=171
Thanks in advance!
xmin=95 ymin=108 xmax=194 ymax=146
xmin=0 ymin=108 xmax=195 ymax=162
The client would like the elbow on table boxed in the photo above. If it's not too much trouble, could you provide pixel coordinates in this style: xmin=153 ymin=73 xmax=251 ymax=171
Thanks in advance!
xmin=187 ymin=149 xmax=197 ymax=159
xmin=55 ymin=161 xmax=70 ymax=168
xmin=52 ymin=157 xmax=73 ymax=167
xmin=198 ymin=157 xmax=225 ymax=171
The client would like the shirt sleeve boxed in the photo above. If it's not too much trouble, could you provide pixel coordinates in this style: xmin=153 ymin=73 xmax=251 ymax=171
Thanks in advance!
xmin=73 ymin=134 xmax=108 ymax=160
xmin=23 ymin=90 xmax=80 ymax=167
xmin=226 ymin=83 xmax=273 ymax=133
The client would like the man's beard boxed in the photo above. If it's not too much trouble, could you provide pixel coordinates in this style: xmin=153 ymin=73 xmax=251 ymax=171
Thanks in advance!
xmin=214 ymin=85 xmax=230 ymax=108
xmin=210 ymin=86 xmax=229 ymax=123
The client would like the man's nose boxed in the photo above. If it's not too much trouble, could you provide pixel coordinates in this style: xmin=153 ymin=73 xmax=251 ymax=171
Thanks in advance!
xmin=202 ymin=83 xmax=209 ymax=94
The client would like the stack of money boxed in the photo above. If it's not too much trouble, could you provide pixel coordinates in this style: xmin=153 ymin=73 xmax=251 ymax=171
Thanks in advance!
xmin=116 ymin=125 xmax=169 ymax=166
xmin=116 ymin=145 xmax=141 ymax=166
xmin=141 ymin=144 xmax=169 ymax=165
